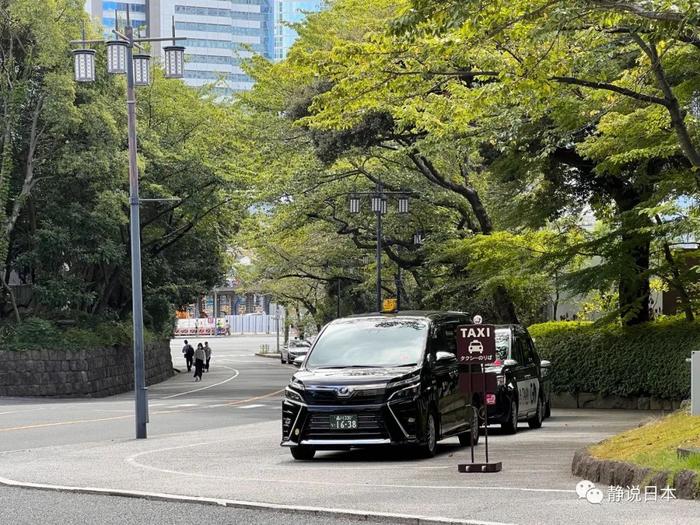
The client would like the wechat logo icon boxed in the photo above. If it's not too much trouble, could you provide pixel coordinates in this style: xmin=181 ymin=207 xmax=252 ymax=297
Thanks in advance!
xmin=576 ymin=480 xmax=603 ymax=504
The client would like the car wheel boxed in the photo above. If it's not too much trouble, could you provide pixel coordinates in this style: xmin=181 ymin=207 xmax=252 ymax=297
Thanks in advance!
xmin=458 ymin=405 xmax=480 ymax=447
xmin=501 ymin=399 xmax=518 ymax=435
xmin=290 ymin=446 xmax=315 ymax=460
xmin=544 ymin=399 xmax=551 ymax=419
xmin=418 ymin=411 xmax=438 ymax=458
xmin=528 ymin=396 xmax=544 ymax=429
xmin=280 ymin=355 xmax=286 ymax=364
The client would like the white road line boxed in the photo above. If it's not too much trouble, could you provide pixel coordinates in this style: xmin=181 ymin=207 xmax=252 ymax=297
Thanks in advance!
xmin=125 ymin=443 xmax=576 ymax=494
xmin=208 ymin=404 xmax=228 ymax=408
xmin=171 ymin=404 xmax=198 ymax=408
xmin=159 ymin=366 xmax=240 ymax=400
xmin=0 ymin=475 xmax=512 ymax=525
xmin=237 ymin=404 xmax=266 ymax=409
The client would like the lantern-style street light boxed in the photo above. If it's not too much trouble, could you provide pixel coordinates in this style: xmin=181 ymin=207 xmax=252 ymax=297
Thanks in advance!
xmin=70 ymin=9 xmax=186 ymax=440
xmin=348 ymin=185 xmax=414 ymax=311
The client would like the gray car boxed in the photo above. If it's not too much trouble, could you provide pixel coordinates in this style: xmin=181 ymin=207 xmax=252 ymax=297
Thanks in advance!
xmin=281 ymin=339 xmax=311 ymax=364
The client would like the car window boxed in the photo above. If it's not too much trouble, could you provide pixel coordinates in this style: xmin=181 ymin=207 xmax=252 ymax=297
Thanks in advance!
xmin=526 ymin=337 xmax=540 ymax=365
xmin=433 ymin=321 xmax=459 ymax=355
xmin=511 ymin=337 xmax=525 ymax=364
xmin=495 ymin=329 xmax=510 ymax=361
xmin=305 ymin=318 xmax=429 ymax=369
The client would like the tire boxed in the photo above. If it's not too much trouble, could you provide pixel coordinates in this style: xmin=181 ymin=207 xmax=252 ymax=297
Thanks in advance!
xmin=501 ymin=399 xmax=518 ymax=435
xmin=544 ymin=399 xmax=551 ymax=419
xmin=418 ymin=411 xmax=438 ymax=458
xmin=458 ymin=405 xmax=480 ymax=447
xmin=290 ymin=446 xmax=315 ymax=460
xmin=280 ymin=355 xmax=286 ymax=364
xmin=528 ymin=396 xmax=544 ymax=429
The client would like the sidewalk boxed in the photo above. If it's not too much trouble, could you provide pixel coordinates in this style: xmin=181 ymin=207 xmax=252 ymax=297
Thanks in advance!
xmin=1 ymin=412 xmax=698 ymax=524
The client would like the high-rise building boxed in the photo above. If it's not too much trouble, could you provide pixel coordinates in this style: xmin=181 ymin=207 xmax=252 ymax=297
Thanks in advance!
xmin=85 ymin=1 xmax=275 ymax=96
xmin=274 ymin=0 xmax=323 ymax=60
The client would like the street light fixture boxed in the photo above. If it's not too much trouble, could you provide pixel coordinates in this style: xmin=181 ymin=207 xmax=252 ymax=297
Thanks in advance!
xmin=73 ymin=48 xmax=96 ymax=82
xmin=70 ymin=7 xmax=186 ymax=440
xmin=133 ymin=54 xmax=151 ymax=86
xmin=106 ymin=40 xmax=129 ymax=74
xmin=347 ymin=185 xmax=413 ymax=311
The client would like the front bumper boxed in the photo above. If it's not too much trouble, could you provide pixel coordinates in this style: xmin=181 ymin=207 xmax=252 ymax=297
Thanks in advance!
xmin=281 ymin=397 xmax=424 ymax=448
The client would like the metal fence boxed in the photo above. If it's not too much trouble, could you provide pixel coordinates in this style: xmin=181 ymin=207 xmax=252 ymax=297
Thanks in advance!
xmin=175 ymin=314 xmax=282 ymax=336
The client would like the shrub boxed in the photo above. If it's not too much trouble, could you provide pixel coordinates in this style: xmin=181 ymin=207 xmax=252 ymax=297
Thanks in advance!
xmin=528 ymin=318 xmax=697 ymax=400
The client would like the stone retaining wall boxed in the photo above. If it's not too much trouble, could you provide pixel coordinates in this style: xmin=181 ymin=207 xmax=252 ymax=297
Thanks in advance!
xmin=572 ymin=449 xmax=700 ymax=500
xmin=0 ymin=341 xmax=173 ymax=398
xmin=552 ymin=392 xmax=685 ymax=411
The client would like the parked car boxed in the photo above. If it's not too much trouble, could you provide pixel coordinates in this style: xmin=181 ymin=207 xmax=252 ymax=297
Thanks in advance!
xmin=481 ymin=325 xmax=551 ymax=434
xmin=281 ymin=339 xmax=311 ymax=364
xmin=281 ymin=311 xmax=480 ymax=460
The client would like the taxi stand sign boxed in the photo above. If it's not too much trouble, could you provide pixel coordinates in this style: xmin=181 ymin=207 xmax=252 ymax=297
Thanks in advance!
xmin=455 ymin=319 xmax=502 ymax=473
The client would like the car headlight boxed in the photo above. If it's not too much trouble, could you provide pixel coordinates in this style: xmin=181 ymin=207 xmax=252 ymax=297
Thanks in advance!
xmin=285 ymin=386 xmax=303 ymax=402
xmin=290 ymin=378 xmax=305 ymax=390
xmin=390 ymin=382 xmax=421 ymax=401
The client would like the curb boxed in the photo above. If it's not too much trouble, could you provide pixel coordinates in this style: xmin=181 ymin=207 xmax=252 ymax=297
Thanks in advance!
xmin=255 ymin=353 xmax=281 ymax=359
xmin=0 ymin=476 xmax=511 ymax=525
xmin=571 ymin=449 xmax=700 ymax=500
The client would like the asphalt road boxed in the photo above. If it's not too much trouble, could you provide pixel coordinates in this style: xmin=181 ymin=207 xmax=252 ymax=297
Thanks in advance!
xmin=1 ymin=336 xmax=698 ymax=525
xmin=0 ymin=335 xmax=290 ymax=452
xmin=0 ymin=486 xmax=387 ymax=525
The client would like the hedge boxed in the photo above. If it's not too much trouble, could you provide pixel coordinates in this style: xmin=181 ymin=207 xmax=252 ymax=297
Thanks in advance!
xmin=528 ymin=319 xmax=697 ymax=400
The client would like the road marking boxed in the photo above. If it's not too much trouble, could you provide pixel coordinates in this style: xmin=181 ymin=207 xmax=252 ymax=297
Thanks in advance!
xmin=159 ymin=366 xmax=240 ymax=400
xmin=0 ymin=408 xmax=45 ymax=416
xmin=0 ymin=476 xmax=512 ymax=525
xmin=237 ymin=404 xmax=265 ymax=409
xmin=125 ymin=443 xmax=576 ymax=495
xmin=0 ymin=388 xmax=285 ymax=433
xmin=172 ymin=404 xmax=198 ymax=408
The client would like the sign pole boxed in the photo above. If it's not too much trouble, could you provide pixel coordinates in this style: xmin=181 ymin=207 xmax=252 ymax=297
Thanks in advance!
xmin=456 ymin=316 xmax=502 ymax=473
xmin=470 ymin=364 xmax=474 ymax=464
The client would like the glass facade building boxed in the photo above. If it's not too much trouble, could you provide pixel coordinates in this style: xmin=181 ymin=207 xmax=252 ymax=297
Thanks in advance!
xmin=85 ymin=1 xmax=276 ymax=96
xmin=274 ymin=0 xmax=323 ymax=60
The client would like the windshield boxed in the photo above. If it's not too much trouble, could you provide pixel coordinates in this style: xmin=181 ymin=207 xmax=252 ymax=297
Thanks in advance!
xmin=305 ymin=318 xmax=429 ymax=369
xmin=495 ymin=329 xmax=510 ymax=361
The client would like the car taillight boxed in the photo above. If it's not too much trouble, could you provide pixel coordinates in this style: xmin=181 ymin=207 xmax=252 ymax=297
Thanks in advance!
xmin=493 ymin=359 xmax=502 ymax=366
xmin=496 ymin=374 xmax=505 ymax=386
xmin=485 ymin=393 xmax=496 ymax=405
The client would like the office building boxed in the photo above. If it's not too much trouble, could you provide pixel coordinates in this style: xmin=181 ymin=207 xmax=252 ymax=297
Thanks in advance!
xmin=274 ymin=0 xmax=323 ymax=60
xmin=85 ymin=1 xmax=274 ymax=95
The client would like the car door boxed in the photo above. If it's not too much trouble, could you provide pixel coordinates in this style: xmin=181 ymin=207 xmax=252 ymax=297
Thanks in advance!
xmin=430 ymin=319 xmax=462 ymax=435
xmin=514 ymin=334 xmax=539 ymax=417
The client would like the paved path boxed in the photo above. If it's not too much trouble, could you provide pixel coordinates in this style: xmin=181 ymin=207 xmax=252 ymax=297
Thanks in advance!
xmin=1 ymin=337 xmax=697 ymax=524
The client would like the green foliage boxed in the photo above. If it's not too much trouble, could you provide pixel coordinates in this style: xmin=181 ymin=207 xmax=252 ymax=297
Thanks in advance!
xmin=0 ymin=317 xmax=153 ymax=351
xmin=529 ymin=319 xmax=697 ymax=400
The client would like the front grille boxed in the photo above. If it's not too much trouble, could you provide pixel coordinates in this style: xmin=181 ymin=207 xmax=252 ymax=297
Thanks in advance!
xmin=304 ymin=387 xmax=385 ymax=406
xmin=302 ymin=411 xmax=389 ymax=440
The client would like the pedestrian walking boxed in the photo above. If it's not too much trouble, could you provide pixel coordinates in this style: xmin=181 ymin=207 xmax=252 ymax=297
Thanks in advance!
xmin=193 ymin=343 xmax=205 ymax=381
xmin=182 ymin=340 xmax=194 ymax=372
xmin=204 ymin=341 xmax=212 ymax=372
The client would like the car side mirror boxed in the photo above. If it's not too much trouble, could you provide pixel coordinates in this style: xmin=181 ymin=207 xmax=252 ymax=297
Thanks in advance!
xmin=293 ymin=356 xmax=304 ymax=368
xmin=435 ymin=351 xmax=455 ymax=363
xmin=540 ymin=359 xmax=551 ymax=377
xmin=503 ymin=359 xmax=518 ymax=367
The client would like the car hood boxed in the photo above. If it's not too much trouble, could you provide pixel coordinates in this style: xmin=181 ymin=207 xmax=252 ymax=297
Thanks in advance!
xmin=293 ymin=366 xmax=420 ymax=387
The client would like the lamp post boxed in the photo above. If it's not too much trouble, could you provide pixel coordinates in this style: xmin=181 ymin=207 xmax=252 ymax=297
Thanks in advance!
xmin=349 ymin=182 xmax=412 ymax=311
xmin=71 ymin=11 xmax=186 ymax=439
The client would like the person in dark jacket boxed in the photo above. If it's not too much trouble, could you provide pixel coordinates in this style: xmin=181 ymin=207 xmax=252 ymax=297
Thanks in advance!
xmin=193 ymin=343 xmax=205 ymax=381
xmin=204 ymin=341 xmax=212 ymax=372
xmin=182 ymin=340 xmax=195 ymax=372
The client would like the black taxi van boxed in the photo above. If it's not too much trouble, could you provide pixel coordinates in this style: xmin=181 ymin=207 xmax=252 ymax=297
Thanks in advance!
xmin=482 ymin=325 xmax=551 ymax=433
xmin=281 ymin=311 xmax=480 ymax=460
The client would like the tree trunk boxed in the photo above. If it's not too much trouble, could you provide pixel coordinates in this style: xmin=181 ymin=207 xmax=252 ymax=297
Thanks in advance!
xmin=618 ymin=230 xmax=651 ymax=326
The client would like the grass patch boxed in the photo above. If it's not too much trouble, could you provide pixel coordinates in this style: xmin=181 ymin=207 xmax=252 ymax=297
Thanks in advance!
xmin=590 ymin=410 xmax=700 ymax=475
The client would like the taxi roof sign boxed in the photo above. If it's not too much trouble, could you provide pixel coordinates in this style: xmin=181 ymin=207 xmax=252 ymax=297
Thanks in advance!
xmin=382 ymin=298 xmax=398 ymax=313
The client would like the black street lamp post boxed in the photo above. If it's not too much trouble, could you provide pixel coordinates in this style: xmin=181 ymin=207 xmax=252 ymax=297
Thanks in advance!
xmin=70 ymin=10 xmax=186 ymax=440
xmin=349 ymin=180 xmax=413 ymax=311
